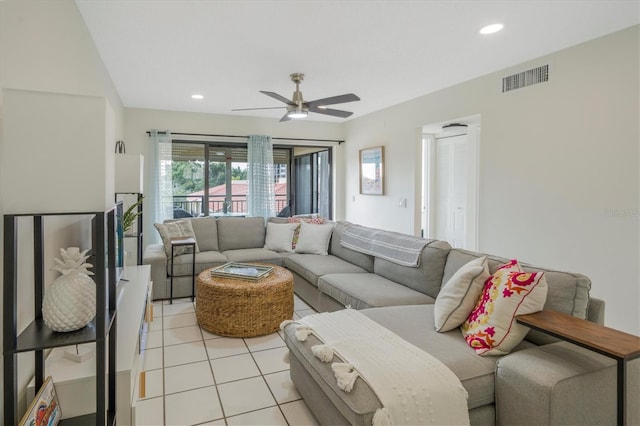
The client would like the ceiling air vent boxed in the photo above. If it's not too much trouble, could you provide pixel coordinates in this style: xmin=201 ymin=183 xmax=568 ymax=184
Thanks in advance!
xmin=502 ymin=64 xmax=549 ymax=93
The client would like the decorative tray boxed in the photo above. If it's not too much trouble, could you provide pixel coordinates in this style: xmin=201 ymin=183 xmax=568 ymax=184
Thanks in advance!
xmin=210 ymin=262 xmax=273 ymax=281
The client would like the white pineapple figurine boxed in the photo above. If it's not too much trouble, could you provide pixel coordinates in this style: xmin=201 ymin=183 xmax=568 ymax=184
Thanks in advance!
xmin=42 ymin=247 xmax=96 ymax=332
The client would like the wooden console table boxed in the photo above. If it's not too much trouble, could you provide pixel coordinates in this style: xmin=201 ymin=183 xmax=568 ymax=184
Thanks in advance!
xmin=517 ymin=310 xmax=640 ymax=425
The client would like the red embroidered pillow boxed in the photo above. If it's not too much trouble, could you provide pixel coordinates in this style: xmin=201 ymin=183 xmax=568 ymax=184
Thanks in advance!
xmin=461 ymin=261 xmax=547 ymax=356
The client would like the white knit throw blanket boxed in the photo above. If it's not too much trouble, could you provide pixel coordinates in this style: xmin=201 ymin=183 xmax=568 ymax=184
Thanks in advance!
xmin=286 ymin=309 xmax=469 ymax=426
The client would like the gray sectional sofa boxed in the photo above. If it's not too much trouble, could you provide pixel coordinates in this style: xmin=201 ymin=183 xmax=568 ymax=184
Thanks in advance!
xmin=144 ymin=216 xmax=637 ymax=425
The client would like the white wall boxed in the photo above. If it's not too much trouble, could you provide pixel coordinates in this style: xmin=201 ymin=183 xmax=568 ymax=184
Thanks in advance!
xmin=2 ymin=89 xmax=113 ymax=213
xmin=123 ymin=107 xmax=344 ymax=244
xmin=343 ymin=26 xmax=639 ymax=335
xmin=0 ymin=1 xmax=124 ymax=419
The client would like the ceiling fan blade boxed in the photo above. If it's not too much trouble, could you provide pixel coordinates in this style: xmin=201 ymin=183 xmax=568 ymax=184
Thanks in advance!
xmin=309 ymin=106 xmax=353 ymax=118
xmin=260 ymin=91 xmax=296 ymax=106
xmin=231 ymin=107 xmax=286 ymax=111
xmin=306 ymin=93 xmax=360 ymax=108
xmin=279 ymin=113 xmax=292 ymax=122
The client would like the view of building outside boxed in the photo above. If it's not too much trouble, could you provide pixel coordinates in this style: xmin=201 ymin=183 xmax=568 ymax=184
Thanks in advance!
xmin=171 ymin=158 xmax=288 ymax=217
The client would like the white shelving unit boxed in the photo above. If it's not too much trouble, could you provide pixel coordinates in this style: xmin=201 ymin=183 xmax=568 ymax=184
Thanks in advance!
xmin=27 ymin=265 xmax=152 ymax=425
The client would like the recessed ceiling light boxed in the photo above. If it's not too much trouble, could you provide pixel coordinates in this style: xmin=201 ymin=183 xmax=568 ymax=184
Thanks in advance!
xmin=191 ymin=94 xmax=204 ymax=100
xmin=480 ymin=23 xmax=504 ymax=35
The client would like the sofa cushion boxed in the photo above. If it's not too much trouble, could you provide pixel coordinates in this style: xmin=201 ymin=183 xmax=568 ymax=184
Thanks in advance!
xmin=217 ymin=217 xmax=266 ymax=251
xmin=221 ymin=248 xmax=283 ymax=265
xmin=264 ymin=222 xmax=298 ymax=252
xmin=318 ymin=273 xmax=434 ymax=310
xmin=154 ymin=220 xmax=200 ymax=256
xmin=443 ymin=249 xmax=591 ymax=345
xmin=374 ymin=239 xmax=451 ymax=298
xmin=283 ymin=254 xmax=368 ymax=287
xmin=329 ymin=222 xmax=375 ymax=272
xmin=294 ymin=221 xmax=334 ymax=255
xmin=360 ymin=305 xmax=504 ymax=410
xmin=434 ymin=256 xmax=490 ymax=332
xmin=168 ymin=250 xmax=228 ymax=277
xmin=461 ymin=267 xmax=548 ymax=356
xmin=189 ymin=217 xmax=219 ymax=252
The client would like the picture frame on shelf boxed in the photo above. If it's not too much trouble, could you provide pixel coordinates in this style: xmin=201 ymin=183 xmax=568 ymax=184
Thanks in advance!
xmin=359 ymin=146 xmax=384 ymax=195
xmin=19 ymin=376 xmax=61 ymax=426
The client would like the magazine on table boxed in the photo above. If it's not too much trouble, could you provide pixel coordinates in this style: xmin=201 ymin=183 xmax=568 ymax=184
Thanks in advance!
xmin=210 ymin=262 xmax=273 ymax=281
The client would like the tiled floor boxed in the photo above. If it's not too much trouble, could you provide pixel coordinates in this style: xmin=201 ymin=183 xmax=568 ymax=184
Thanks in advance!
xmin=134 ymin=295 xmax=320 ymax=425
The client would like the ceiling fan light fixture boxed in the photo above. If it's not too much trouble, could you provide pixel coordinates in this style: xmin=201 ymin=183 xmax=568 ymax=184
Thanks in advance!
xmin=480 ymin=23 xmax=504 ymax=35
xmin=287 ymin=108 xmax=308 ymax=119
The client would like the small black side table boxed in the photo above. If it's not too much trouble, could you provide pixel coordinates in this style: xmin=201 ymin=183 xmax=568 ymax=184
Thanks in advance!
xmin=169 ymin=237 xmax=197 ymax=304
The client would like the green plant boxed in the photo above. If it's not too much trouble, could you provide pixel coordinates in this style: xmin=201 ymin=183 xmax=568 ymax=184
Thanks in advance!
xmin=123 ymin=196 xmax=144 ymax=234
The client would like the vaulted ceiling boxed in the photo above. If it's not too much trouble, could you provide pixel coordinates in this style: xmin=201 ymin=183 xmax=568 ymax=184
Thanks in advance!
xmin=76 ymin=0 xmax=639 ymax=122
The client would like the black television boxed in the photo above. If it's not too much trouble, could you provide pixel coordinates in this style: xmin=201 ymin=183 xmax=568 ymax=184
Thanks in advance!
xmin=91 ymin=202 xmax=125 ymax=286
xmin=114 ymin=201 xmax=125 ymax=281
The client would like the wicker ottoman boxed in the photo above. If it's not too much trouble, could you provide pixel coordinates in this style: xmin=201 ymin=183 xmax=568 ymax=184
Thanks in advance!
xmin=195 ymin=264 xmax=294 ymax=337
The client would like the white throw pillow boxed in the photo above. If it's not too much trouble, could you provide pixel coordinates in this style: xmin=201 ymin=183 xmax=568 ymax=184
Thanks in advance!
xmin=294 ymin=221 xmax=334 ymax=255
xmin=264 ymin=222 xmax=299 ymax=252
xmin=434 ymin=257 xmax=489 ymax=332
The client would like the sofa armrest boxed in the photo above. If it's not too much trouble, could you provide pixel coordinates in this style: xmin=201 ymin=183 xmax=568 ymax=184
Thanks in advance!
xmin=143 ymin=243 xmax=168 ymax=299
xmin=496 ymin=341 xmax=625 ymax=425
xmin=587 ymin=296 xmax=605 ymax=325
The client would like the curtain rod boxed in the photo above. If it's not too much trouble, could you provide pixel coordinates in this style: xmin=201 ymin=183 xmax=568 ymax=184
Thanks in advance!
xmin=146 ymin=131 xmax=344 ymax=144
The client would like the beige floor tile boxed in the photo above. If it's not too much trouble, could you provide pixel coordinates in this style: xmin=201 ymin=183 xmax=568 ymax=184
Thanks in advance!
xmin=280 ymin=400 xmax=319 ymax=426
xmin=142 ymin=346 xmax=163 ymax=371
xmin=217 ymin=376 xmax=276 ymax=417
xmin=165 ymin=385 xmax=223 ymax=425
xmin=205 ymin=336 xmax=248 ymax=359
xmin=134 ymin=395 xmax=164 ymax=425
xmin=252 ymin=346 xmax=290 ymax=374
xmin=163 ymin=324 xmax=203 ymax=346
xmin=164 ymin=340 xmax=207 ymax=367
xmin=164 ymin=360 xmax=214 ymax=395
xmin=146 ymin=330 xmax=163 ymax=349
xmin=211 ymin=353 xmax=261 ymax=384
xmin=163 ymin=298 xmax=195 ymax=316
xmin=163 ymin=311 xmax=197 ymax=330
xmin=226 ymin=406 xmax=287 ymax=425
xmin=244 ymin=332 xmax=285 ymax=352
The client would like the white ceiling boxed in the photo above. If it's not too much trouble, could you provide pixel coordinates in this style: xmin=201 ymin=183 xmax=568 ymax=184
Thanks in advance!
xmin=76 ymin=0 xmax=639 ymax=122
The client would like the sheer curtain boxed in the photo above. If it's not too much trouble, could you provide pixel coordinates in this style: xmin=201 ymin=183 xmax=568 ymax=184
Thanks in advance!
xmin=247 ymin=135 xmax=275 ymax=220
xmin=318 ymin=150 xmax=331 ymax=218
xmin=148 ymin=130 xmax=173 ymax=243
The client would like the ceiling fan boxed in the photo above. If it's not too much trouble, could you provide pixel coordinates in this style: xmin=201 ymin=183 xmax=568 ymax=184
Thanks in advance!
xmin=232 ymin=73 xmax=360 ymax=122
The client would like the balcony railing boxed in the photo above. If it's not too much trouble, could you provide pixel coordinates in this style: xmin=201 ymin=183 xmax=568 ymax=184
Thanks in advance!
xmin=169 ymin=195 xmax=288 ymax=217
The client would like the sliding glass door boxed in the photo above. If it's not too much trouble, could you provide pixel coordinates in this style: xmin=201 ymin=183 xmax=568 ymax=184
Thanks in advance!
xmin=294 ymin=148 xmax=331 ymax=218
xmin=208 ymin=147 xmax=249 ymax=215
xmin=170 ymin=143 xmax=205 ymax=217
xmin=171 ymin=142 xmax=292 ymax=217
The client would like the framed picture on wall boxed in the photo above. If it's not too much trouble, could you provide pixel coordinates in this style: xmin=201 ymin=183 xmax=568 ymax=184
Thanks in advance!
xmin=359 ymin=146 xmax=384 ymax=195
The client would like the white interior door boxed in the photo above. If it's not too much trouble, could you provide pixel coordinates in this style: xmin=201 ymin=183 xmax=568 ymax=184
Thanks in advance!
xmin=435 ymin=134 xmax=468 ymax=247
xmin=424 ymin=124 xmax=478 ymax=250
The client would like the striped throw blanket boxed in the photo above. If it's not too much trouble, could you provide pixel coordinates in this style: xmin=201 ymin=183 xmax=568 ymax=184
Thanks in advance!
xmin=340 ymin=224 xmax=429 ymax=267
